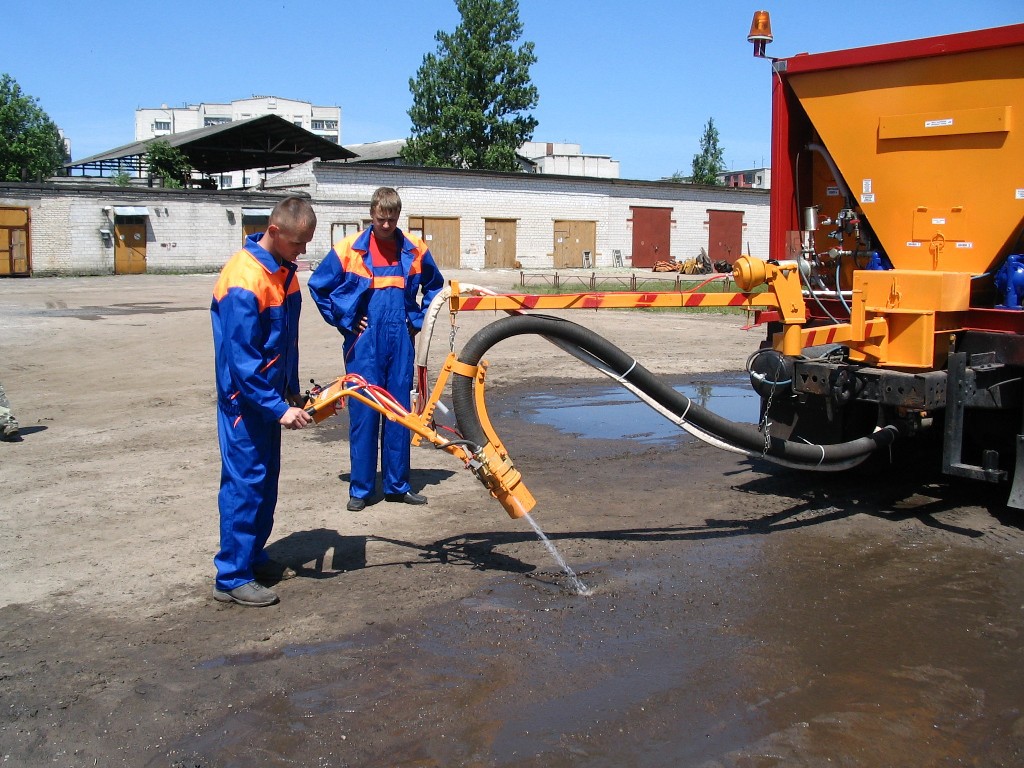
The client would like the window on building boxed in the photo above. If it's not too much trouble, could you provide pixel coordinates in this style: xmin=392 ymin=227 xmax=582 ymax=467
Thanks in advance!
xmin=331 ymin=222 xmax=361 ymax=242
xmin=154 ymin=121 xmax=171 ymax=131
xmin=204 ymin=117 xmax=231 ymax=127
xmin=294 ymin=121 xmax=303 ymax=127
xmin=311 ymin=120 xmax=339 ymax=131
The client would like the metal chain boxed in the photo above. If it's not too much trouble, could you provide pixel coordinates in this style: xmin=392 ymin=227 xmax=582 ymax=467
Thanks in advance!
xmin=758 ymin=358 xmax=783 ymax=458
xmin=448 ymin=313 xmax=458 ymax=352
xmin=760 ymin=385 xmax=774 ymax=457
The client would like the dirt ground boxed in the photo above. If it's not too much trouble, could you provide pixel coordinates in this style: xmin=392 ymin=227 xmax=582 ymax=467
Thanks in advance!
xmin=2 ymin=270 xmax=1023 ymax=767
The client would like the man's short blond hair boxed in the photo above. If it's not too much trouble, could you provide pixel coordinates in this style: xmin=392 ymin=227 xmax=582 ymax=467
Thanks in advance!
xmin=270 ymin=196 xmax=316 ymax=233
xmin=370 ymin=187 xmax=402 ymax=216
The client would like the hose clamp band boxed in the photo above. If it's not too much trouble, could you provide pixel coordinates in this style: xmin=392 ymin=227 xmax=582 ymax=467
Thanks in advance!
xmin=449 ymin=359 xmax=480 ymax=378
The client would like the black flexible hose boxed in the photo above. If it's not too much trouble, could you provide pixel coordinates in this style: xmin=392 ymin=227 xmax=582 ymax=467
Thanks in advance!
xmin=450 ymin=314 xmax=896 ymax=467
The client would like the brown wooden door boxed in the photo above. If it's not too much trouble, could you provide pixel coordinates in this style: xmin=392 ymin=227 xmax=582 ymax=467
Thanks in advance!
xmin=630 ymin=206 xmax=672 ymax=268
xmin=0 ymin=207 xmax=31 ymax=276
xmin=552 ymin=220 xmax=596 ymax=268
xmin=114 ymin=218 xmax=148 ymax=274
xmin=484 ymin=219 xmax=517 ymax=268
xmin=407 ymin=217 xmax=461 ymax=269
xmin=707 ymin=209 xmax=744 ymax=266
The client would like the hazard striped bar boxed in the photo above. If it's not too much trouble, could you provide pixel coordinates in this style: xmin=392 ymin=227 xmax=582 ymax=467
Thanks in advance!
xmin=801 ymin=324 xmax=854 ymax=347
xmin=451 ymin=291 xmax=778 ymax=312
xmin=796 ymin=318 xmax=886 ymax=348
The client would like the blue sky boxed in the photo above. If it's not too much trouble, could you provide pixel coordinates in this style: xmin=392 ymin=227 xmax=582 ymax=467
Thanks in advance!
xmin=5 ymin=1 xmax=1020 ymax=180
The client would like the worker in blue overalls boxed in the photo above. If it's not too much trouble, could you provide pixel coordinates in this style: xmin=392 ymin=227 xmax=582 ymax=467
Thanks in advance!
xmin=308 ymin=187 xmax=445 ymax=512
xmin=211 ymin=197 xmax=316 ymax=607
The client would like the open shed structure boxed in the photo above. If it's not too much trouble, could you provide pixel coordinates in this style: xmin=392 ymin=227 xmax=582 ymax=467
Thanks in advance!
xmin=64 ymin=114 xmax=355 ymax=182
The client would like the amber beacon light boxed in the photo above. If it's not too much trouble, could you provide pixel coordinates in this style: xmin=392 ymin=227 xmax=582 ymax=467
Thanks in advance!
xmin=747 ymin=10 xmax=773 ymax=57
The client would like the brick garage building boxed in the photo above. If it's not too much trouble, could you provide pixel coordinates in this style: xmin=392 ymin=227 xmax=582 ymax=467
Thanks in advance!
xmin=269 ymin=162 xmax=770 ymax=271
xmin=0 ymin=183 xmax=365 ymax=276
xmin=0 ymin=168 xmax=768 ymax=277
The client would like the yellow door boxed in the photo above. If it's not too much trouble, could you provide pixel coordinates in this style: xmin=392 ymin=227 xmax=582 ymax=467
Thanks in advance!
xmin=484 ymin=219 xmax=517 ymax=268
xmin=242 ymin=217 xmax=269 ymax=243
xmin=10 ymin=229 xmax=29 ymax=274
xmin=114 ymin=219 xmax=148 ymax=274
xmin=0 ymin=206 xmax=31 ymax=276
xmin=0 ymin=229 xmax=10 ymax=276
xmin=407 ymin=217 xmax=461 ymax=269
xmin=552 ymin=220 xmax=596 ymax=268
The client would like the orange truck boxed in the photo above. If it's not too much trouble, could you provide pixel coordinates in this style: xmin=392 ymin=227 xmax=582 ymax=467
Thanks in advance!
xmin=744 ymin=19 xmax=1024 ymax=504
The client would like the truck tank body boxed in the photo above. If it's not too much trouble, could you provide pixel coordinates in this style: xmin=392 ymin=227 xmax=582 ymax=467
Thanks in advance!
xmin=780 ymin=25 xmax=1024 ymax=276
xmin=757 ymin=23 xmax=1024 ymax=506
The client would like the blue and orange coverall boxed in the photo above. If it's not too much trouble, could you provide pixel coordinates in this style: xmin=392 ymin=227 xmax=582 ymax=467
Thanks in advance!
xmin=211 ymin=233 xmax=302 ymax=591
xmin=308 ymin=227 xmax=444 ymax=501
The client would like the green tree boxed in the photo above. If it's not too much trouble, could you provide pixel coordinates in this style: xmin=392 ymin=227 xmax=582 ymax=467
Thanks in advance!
xmin=402 ymin=0 xmax=539 ymax=172
xmin=690 ymin=117 xmax=726 ymax=186
xmin=145 ymin=140 xmax=192 ymax=188
xmin=0 ymin=73 xmax=67 ymax=182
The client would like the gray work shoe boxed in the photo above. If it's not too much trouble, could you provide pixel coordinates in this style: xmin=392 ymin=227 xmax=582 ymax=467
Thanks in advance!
xmin=252 ymin=559 xmax=297 ymax=581
xmin=385 ymin=491 xmax=427 ymax=505
xmin=213 ymin=581 xmax=279 ymax=607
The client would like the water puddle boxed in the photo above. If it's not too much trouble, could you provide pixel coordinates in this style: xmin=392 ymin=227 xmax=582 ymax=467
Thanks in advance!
xmin=197 ymin=638 xmax=358 ymax=670
xmin=173 ymin=539 xmax=766 ymax=766
xmin=12 ymin=302 xmax=203 ymax=321
xmin=503 ymin=373 xmax=759 ymax=443
xmin=169 ymin=529 xmax=1024 ymax=767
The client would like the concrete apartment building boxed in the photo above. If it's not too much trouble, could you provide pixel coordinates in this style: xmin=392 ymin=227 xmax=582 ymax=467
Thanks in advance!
xmin=720 ymin=167 xmax=771 ymax=189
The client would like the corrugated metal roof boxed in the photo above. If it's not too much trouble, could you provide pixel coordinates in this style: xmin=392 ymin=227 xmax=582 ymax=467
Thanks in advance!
xmin=66 ymin=114 xmax=355 ymax=176
xmin=341 ymin=139 xmax=408 ymax=163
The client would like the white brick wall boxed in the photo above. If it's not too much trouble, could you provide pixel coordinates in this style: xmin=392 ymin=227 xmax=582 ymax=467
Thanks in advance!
xmin=1 ymin=169 xmax=768 ymax=276
xmin=0 ymin=186 xmax=364 ymax=276
xmin=270 ymin=162 xmax=770 ymax=270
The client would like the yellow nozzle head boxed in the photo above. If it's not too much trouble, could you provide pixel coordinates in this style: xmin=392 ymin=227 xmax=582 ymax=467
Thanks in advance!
xmin=474 ymin=443 xmax=536 ymax=519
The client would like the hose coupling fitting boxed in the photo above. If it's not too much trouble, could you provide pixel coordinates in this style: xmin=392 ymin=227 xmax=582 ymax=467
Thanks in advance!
xmin=470 ymin=443 xmax=536 ymax=519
